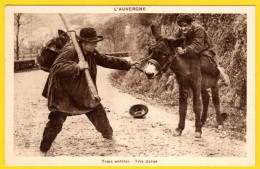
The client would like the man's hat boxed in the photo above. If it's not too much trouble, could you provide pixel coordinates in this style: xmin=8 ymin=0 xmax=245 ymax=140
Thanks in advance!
xmin=177 ymin=14 xmax=193 ymax=26
xmin=129 ymin=104 xmax=149 ymax=118
xmin=76 ymin=27 xmax=104 ymax=43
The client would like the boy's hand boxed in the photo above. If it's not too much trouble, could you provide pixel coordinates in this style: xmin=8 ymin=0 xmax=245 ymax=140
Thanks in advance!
xmin=78 ymin=60 xmax=89 ymax=70
xmin=176 ymin=47 xmax=186 ymax=55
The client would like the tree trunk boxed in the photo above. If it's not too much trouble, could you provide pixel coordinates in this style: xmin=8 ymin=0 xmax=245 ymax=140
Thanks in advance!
xmin=16 ymin=23 xmax=20 ymax=60
xmin=15 ymin=14 xmax=22 ymax=61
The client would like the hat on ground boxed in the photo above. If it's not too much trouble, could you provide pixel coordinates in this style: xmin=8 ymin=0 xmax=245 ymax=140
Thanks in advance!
xmin=129 ymin=104 xmax=149 ymax=118
xmin=76 ymin=27 xmax=104 ymax=43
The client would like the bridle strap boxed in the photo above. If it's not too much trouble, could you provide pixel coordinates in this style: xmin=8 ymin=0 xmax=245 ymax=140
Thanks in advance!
xmin=147 ymin=53 xmax=177 ymax=76
xmin=148 ymin=59 xmax=162 ymax=73
xmin=135 ymin=51 xmax=154 ymax=73
xmin=147 ymin=59 xmax=163 ymax=77
xmin=137 ymin=51 xmax=154 ymax=63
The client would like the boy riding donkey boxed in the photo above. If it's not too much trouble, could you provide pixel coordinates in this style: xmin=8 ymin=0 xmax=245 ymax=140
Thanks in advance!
xmin=174 ymin=14 xmax=230 ymax=86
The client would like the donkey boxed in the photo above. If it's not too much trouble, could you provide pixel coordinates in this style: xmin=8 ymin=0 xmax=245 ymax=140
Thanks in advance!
xmin=144 ymin=25 xmax=226 ymax=138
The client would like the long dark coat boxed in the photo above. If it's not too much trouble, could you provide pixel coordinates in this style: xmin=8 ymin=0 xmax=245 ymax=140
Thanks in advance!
xmin=42 ymin=43 xmax=131 ymax=115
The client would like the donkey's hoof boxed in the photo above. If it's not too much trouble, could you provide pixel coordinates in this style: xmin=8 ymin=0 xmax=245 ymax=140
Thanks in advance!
xmin=173 ymin=128 xmax=182 ymax=137
xmin=195 ymin=132 xmax=202 ymax=138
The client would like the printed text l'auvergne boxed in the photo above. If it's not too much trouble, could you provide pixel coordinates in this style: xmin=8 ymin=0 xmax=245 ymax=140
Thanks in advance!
xmin=114 ymin=7 xmax=146 ymax=11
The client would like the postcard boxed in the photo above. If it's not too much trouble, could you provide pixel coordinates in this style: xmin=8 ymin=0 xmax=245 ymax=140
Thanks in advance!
xmin=4 ymin=5 xmax=255 ymax=166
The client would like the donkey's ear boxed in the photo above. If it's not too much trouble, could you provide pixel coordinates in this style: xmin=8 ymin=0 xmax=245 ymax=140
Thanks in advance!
xmin=151 ymin=25 xmax=162 ymax=41
xmin=58 ymin=29 xmax=65 ymax=36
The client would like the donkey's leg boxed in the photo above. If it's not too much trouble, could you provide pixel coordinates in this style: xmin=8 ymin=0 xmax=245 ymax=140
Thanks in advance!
xmin=191 ymin=84 xmax=202 ymax=138
xmin=173 ymin=87 xmax=189 ymax=137
xmin=201 ymin=89 xmax=210 ymax=126
xmin=211 ymin=86 xmax=223 ymax=129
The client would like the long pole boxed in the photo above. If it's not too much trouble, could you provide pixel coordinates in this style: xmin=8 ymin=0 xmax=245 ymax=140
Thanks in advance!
xmin=59 ymin=13 xmax=100 ymax=102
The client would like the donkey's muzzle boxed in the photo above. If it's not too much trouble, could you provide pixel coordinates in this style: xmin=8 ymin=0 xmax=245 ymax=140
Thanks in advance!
xmin=145 ymin=72 xmax=155 ymax=79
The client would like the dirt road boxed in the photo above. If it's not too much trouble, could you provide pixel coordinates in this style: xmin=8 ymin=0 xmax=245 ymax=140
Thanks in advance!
xmin=14 ymin=67 xmax=246 ymax=157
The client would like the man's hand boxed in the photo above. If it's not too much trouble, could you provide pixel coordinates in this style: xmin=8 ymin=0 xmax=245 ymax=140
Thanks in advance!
xmin=130 ymin=61 xmax=139 ymax=69
xmin=78 ymin=60 xmax=89 ymax=70
xmin=176 ymin=47 xmax=186 ymax=55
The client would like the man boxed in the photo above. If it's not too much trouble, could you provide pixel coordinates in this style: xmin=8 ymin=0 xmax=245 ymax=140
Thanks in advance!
xmin=174 ymin=14 xmax=230 ymax=86
xmin=40 ymin=27 xmax=138 ymax=155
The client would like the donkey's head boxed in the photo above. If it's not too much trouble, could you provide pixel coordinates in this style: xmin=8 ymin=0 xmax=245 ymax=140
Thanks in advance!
xmin=144 ymin=25 xmax=183 ymax=79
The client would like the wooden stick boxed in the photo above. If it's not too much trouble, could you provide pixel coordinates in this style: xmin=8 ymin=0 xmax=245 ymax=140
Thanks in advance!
xmin=59 ymin=13 xmax=100 ymax=102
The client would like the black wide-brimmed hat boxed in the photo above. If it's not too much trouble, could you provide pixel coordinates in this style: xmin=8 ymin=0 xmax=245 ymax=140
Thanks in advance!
xmin=76 ymin=27 xmax=104 ymax=43
xmin=129 ymin=104 xmax=149 ymax=118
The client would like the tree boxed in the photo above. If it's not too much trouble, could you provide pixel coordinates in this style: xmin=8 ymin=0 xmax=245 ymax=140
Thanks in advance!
xmin=102 ymin=24 xmax=117 ymax=51
xmin=14 ymin=13 xmax=23 ymax=60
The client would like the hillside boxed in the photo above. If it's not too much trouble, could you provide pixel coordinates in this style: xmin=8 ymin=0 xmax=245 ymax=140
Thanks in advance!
xmin=107 ymin=14 xmax=247 ymax=141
